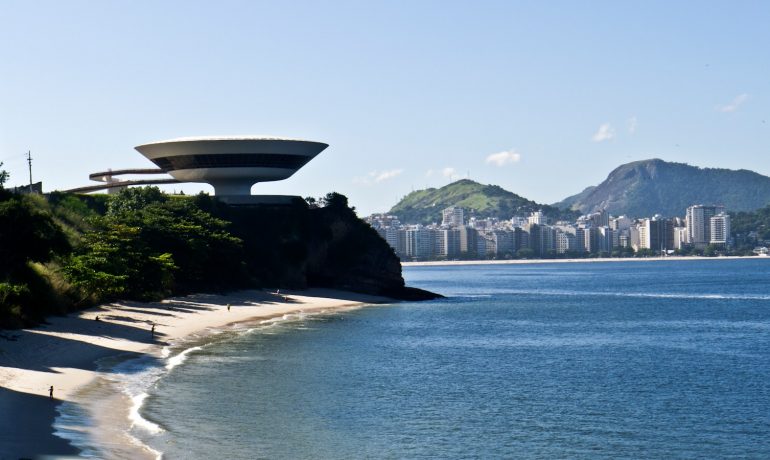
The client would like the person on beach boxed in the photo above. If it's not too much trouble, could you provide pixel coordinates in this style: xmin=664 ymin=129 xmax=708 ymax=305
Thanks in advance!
xmin=49 ymin=385 xmax=54 ymax=399
xmin=227 ymin=303 xmax=231 ymax=311
xmin=151 ymin=323 xmax=155 ymax=338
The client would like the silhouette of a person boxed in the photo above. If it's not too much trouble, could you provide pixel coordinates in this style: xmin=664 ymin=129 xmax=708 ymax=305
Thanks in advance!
xmin=227 ymin=303 xmax=231 ymax=311
xmin=49 ymin=385 xmax=54 ymax=399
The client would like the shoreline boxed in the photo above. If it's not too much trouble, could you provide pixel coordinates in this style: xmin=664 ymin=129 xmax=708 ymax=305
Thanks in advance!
xmin=402 ymin=255 xmax=768 ymax=267
xmin=0 ymin=288 xmax=392 ymax=459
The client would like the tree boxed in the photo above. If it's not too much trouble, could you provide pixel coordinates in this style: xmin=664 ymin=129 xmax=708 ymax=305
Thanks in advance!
xmin=116 ymin=199 xmax=246 ymax=290
xmin=516 ymin=248 xmax=535 ymax=259
xmin=703 ymin=244 xmax=722 ymax=257
xmin=0 ymin=162 xmax=8 ymax=188
xmin=107 ymin=186 xmax=167 ymax=216
xmin=321 ymin=192 xmax=351 ymax=211
xmin=63 ymin=220 xmax=176 ymax=302
xmin=0 ymin=197 xmax=70 ymax=275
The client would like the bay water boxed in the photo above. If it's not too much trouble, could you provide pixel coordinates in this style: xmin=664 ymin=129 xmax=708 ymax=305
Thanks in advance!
xmin=83 ymin=259 xmax=770 ymax=458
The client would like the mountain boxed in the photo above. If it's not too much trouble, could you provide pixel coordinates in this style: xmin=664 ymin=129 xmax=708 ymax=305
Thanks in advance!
xmin=388 ymin=179 xmax=575 ymax=224
xmin=554 ymin=159 xmax=770 ymax=218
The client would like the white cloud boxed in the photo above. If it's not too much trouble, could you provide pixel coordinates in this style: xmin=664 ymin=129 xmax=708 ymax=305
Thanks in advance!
xmin=353 ymin=169 xmax=403 ymax=185
xmin=485 ymin=149 xmax=522 ymax=167
xmin=717 ymin=93 xmax=748 ymax=112
xmin=441 ymin=167 xmax=456 ymax=178
xmin=592 ymin=123 xmax=615 ymax=142
xmin=627 ymin=116 xmax=638 ymax=134
xmin=374 ymin=169 xmax=403 ymax=182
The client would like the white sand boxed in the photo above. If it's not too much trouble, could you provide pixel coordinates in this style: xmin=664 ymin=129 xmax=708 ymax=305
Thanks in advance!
xmin=0 ymin=288 xmax=390 ymax=458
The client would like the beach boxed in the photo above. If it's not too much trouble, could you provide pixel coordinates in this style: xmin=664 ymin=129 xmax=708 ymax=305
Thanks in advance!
xmin=0 ymin=288 xmax=389 ymax=459
xmin=401 ymin=255 xmax=766 ymax=267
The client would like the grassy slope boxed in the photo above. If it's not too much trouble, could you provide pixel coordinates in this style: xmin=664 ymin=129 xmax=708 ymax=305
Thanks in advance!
xmin=389 ymin=179 xmax=575 ymax=224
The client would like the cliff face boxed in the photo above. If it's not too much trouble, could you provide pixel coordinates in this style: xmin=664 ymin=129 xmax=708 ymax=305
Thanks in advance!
xmin=555 ymin=159 xmax=770 ymax=217
xmin=216 ymin=196 xmax=439 ymax=300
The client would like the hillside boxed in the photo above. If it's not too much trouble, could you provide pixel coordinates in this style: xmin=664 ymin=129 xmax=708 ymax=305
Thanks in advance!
xmin=388 ymin=179 xmax=575 ymax=224
xmin=1 ymin=188 xmax=437 ymax=328
xmin=554 ymin=159 xmax=770 ymax=218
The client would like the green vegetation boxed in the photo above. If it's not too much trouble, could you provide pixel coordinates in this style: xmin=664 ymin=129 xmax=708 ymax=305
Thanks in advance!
xmin=389 ymin=179 xmax=577 ymax=224
xmin=555 ymin=159 xmax=770 ymax=217
xmin=730 ymin=204 xmax=770 ymax=253
xmin=0 ymin=162 xmax=9 ymax=188
xmin=1 ymin=188 xmax=425 ymax=329
xmin=732 ymin=204 xmax=770 ymax=240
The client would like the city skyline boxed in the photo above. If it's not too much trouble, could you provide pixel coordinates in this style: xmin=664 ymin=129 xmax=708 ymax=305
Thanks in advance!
xmin=1 ymin=1 xmax=768 ymax=215
xmin=369 ymin=203 xmax=737 ymax=261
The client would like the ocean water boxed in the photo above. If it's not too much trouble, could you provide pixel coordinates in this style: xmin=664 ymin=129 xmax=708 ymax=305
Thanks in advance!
xmin=64 ymin=259 xmax=770 ymax=458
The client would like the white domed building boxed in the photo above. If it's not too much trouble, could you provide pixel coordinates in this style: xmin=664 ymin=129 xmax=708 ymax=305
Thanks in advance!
xmin=134 ymin=136 xmax=328 ymax=197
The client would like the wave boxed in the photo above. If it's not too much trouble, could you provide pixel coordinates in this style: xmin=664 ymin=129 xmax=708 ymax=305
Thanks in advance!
xmin=165 ymin=346 xmax=203 ymax=371
xmin=129 ymin=393 xmax=164 ymax=434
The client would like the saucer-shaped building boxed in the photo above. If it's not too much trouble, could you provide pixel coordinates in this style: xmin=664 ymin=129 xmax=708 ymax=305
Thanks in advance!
xmin=135 ymin=136 xmax=328 ymax=196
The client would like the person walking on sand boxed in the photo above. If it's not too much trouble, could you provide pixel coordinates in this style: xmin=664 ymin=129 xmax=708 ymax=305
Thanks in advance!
xmin=49 ymin=385 xmax=54 ymax=400
xmin=227 ymin=303 xmax=231 ymax=312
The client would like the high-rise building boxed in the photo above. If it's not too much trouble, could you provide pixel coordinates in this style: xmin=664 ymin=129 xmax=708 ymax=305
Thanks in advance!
xmin=588 ymin=209 xmax=610 ymax=228
xmin=555 ymin=229 xmax=576 ymax=254
xmin=477 ymin=232 xmax=496 ymax=257
xmin=575 ymin=227 xmax=586 ymax=253
xmin=406 ymin=227 xmax=434 ymax=259
xmin=491 ymin=230 xmax=514 ymax=255
xmin=673 ymin=226 xmax=688 ymax=250
xmin=436 ymin=229 xmax=462 ymax=258
xmin=639 ymin=216 xmax=674 ymax=252
xmin=442 ymin=207 xmax=464 ymax=227
xmin=528 ymin=211 xmax=546 ymax=226
xmin=709 ymin=213 xmax=731 ymax=247
xmin=597 ymin=226 xmax=613 ymax=253
xmin=687 ymin=205 xmax=725 ymax=249
xmin=458 ymin=226 xmax=478 ymax=257
xmin=629 ymin=225 xmax=641 ymax=251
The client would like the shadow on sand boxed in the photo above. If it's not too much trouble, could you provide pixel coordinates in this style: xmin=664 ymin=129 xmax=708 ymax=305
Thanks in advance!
xmin=0 ymin=386 xmax=80 ymax=458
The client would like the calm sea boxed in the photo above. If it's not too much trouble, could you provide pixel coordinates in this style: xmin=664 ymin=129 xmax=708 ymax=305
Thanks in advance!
xmin=66 ymin=259 xmax=770 ymax=458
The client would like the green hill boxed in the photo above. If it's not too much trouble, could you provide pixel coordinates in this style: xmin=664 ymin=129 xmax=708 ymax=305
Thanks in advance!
xmin=388 ymin=179 xmax=575 ymax=224
xmin=1 ymin=188 xmax=436 ymax=328
xmin=555 ymin=159 xmax=770 ymax=218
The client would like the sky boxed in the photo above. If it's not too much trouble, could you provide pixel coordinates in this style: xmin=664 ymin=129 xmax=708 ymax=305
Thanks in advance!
xmin=1 ymin=1 xmax=768 ymax=215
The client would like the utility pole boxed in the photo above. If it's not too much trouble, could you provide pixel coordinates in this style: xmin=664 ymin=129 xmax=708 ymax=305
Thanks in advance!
xmin=26 ymin=150 xmax=32 ymax=187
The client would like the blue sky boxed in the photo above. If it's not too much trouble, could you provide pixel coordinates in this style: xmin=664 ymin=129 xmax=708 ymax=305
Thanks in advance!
xmin=1 ymin=1 xmax=768 ymax=215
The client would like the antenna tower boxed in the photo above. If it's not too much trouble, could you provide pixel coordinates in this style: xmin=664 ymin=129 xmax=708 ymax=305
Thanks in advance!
xmin=26 ymin=151 xmax=33 ymax=187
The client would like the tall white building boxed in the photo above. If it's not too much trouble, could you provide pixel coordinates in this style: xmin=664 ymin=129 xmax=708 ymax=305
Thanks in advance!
xmin=528 ymin=211 xmax=546 ymax=225
xmin=709 ymin=213 xmax=731 ymax=247
xmin=442 ymin=207 xmax=464 ymax=227
xmin=673 ymin=226 xmax=688 ymax=250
